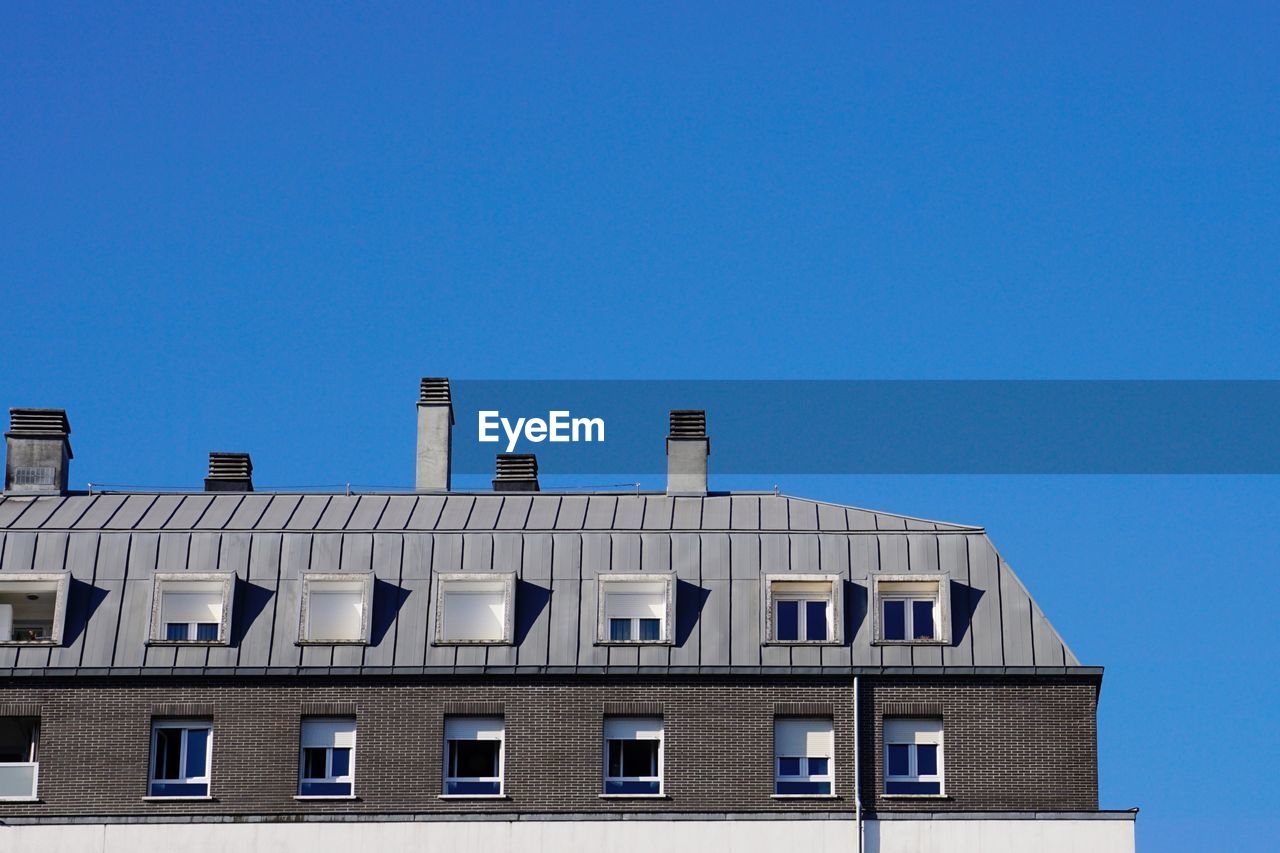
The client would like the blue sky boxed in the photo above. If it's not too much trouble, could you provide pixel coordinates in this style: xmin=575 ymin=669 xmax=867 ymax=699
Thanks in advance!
xmin=2 ymin=3 xmax=1278 ymax=849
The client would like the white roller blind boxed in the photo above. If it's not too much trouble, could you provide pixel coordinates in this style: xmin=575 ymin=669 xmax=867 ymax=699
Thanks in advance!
xmin=604 ymin=716 xmax=663 ymax=740
xmin=0 ymin=604 xmax=11 ymax=639
xmin=884 ymin=718 xmax=943 ymax=744
xmin=162 ymin=590 xmax=222 ymax=623
xmin=774 ymin=718 xmax=833 ymax=757
xmin=301 ymin=718 xmax=356 ymax=749
xmin=308 ymin=589 xmax=364 ymax=640
xmin=606 ymin=593 xmax=664 ymax=620
xmin=444 ymin=716 xmax=504 ymax=740
xmin=443 ymin=590 xmax=504 ymax=640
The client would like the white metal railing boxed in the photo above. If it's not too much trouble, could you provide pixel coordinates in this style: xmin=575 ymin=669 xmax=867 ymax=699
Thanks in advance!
xmin=0 ymin=762 xmax=38 ymax=799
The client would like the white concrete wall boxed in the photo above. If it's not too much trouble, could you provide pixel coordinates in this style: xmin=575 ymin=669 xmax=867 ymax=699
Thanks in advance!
xmin=0 ymin=818 xmax=1134 ymax=853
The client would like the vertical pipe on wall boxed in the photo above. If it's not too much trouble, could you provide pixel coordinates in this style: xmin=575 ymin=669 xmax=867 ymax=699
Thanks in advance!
xmin=854 ymin=674 xmax=863 ymax=853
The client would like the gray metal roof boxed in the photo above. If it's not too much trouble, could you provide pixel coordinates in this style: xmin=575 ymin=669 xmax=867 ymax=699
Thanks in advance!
xmin=0 ymin=492 xmax=1082 ymax=675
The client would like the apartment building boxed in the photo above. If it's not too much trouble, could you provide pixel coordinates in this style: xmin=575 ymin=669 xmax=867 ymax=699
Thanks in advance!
xmin=0 ymin=381 xmax=1136 ymax=852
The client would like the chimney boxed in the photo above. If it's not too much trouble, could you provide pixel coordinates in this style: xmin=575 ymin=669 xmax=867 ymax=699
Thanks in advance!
xmin=5 ymin=408 xmax=72 ymax=495
xmin=666 ymin=409 xmax=709 ymax=496
xmin=493 ymin=453 xmax=539 ymax=492
xmin=416 ymin=377 xmax=454 ymax=491
xmin=205 ymin=452 xmax=253 ymax=492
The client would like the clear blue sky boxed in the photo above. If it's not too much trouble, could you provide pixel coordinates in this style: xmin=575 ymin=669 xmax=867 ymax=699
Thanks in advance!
xmin=2 ymin=3 xmax=1278 ymax=849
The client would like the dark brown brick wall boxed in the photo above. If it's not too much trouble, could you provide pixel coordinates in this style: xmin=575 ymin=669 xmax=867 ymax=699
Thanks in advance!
xmin=0 ymin=675 xmax=1096 ymax=817
xmin=860 ymin=677 xmax=1099 ymax=812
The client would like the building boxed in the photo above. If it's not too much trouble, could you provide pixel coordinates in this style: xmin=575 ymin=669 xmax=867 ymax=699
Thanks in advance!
xmin=0 ymin=381 xmax=1136 ymax=852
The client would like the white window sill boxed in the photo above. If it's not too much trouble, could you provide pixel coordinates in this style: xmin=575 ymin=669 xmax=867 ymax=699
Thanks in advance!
xmin=0 ymin=641 xmax=58 ymax=647
xmin=771 ymin=794 xmax=838 ymax=799
xmin=142 ymin=796 xmax=215 ymax=802
xmin=296 ymin=640 xmax=370 ymax=647
xmin=431 ymin=640 xmax=513 ymax=647
xmin=594 ymin=641 xmax=674 ymax=647
xmin=294 ymin=795 xmax=358 ymax=800
xmin=598 ymin=793 xmax=668 ymax=799
xmin=761 ymin=640 xmax=844 ymax=647
xmin=145 ymin=641 xmax=228 ymax=647
xmin=0 ymin=796 xmax=39 ymax=802
xmin=437 ymin=794 xmax=508 ymax=800
xmin=871 ymin=640 xmax=950 ymax=647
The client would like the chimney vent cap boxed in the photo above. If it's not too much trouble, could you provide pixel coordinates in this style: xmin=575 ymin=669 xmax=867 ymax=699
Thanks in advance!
xmin=668 ymin=409 xmax=707 ymax=438
xmin=494 ymin=453 xmax=538 ymax=481
xmin=206 ymin=452 xmax=253 ymax=479
xmin=419 ymin=377 xmax=452 ymax=405
xmin=8 ymin=408 xmax=71 ymax=437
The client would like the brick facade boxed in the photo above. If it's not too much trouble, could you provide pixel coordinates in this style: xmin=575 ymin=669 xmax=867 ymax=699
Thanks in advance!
xmin=0 ymin=674 xmax=1096 ymax=818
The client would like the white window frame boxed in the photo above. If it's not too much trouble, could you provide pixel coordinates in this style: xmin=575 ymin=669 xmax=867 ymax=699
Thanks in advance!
xmin=297 ymin=573 xmax=374 ymax=645
xmin=0 ymin=573 xmax=70 ymax=646
xmin=433 ymin=573 xmax=516 ymax=646
xmin=602 ymin=716 xmax=664 ymax=797
xmin=147 ymin=719 xmax=213 ymax=799
xmin=148 ymin=573 xmax=234 ymax=645
xmin=871 ymin=574 xmax=950 ymax=646
xmin=763 ymin=574 xmax=843 ymax=645
xmin=883 ymin=718 xmax=945 ymax=796
xmin=595 ymin=573 xmax=675 ymax=645
xmin=297 ymin=717 xmax=356 ymax=799
xmin=0 ymin=717 xmax=40 ymax=801
xmin=773 ymin=717 xmax=835 ymax=797
xmin=442 ymin=716 xmax=505 ymax=798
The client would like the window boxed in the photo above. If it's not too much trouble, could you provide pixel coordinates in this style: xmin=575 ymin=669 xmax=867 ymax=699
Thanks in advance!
xmin=443 ymin=716 xmax=504 ymax=796
xmin=0 ymin=574 xmax=69 ymax=645
xmin=149 ymin=573 xmax=233 ymax=645
xmin=774 ymin=718 xmax=834 ymax=795
xmin=884 ymin=718 xmax=943 ymax=795
xmin=596 ymin=574 xmax=674 ymax=645
xmin=298 ymin=574 xmax=373 ymax=644
xmin=434 ymin=574 xmax=515 ymax=645
xmin=871 ymin=575 xmax=950 ymax=645
xmin=0 ymin=717 xmax=39 ymax=800
xmin=764 ymin=575 xmax=842 ymax=644
xmin=603 ymin=717 xmax=663 ymax=795
xmin=299 ymin=718 xmax=356 ymax=797
xmin=149 ymin=720 xmax=212 ymax=797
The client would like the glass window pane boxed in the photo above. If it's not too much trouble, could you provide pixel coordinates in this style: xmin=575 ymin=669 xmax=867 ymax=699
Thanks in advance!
xmin=607 ymin=740 xmax=623 ymax=777
xmin=165 ymin=623 xmax=188 ymax=641
xmin=776 ymin=780 xmax=832 ymax=795
xmin=619 ymin=739 xmax=658 ymax=777
xmin=885 ymin=780 xmax=941 ymax=795
xmin=605 ymin=779 xmax=660 ymax=794
xmin=303 ymin=747 xmax=328 ymax=780
xmin=777 ymin=757 xmax=802 ymax=776
xmin=638 ymin=618 xmax=661 ymax=641
xmin=155 ymin=728 xmax=182 ymax=779
xmin=916 ymin=743 xmax=938 ymax=776
xmin=184 ymin=728 xmax=208 ymax=778
xmin=453 ymin=740 xmax=499 ymax=778
xmin=883 ymin=600 xmax=906 ymax=641
xmin=445 ymin=779 xmax=501 ymax=795
xmin=300 ymin=781 xmax=352 ymax=796
xmin=911 ymin=600 xmax=934 ymax=640
xmin=610 ymin=619 xmax=631 ymax=641
xmin=805 ymin=600 xmax=828 ymax=641
xmin=808 ymin=757 xmax=829 ymax=776
xmin=330 ymin=747 xmax=351 ymax=777
xmin=196 ymin=622 xmax=219 ymax=642
xmin=149 ymin=781 xmax=209 ymax=797
xmin=776 ymin=600 xmax=799 ymax=641
xmin=886 ymin=743 xmax=911 ymax=777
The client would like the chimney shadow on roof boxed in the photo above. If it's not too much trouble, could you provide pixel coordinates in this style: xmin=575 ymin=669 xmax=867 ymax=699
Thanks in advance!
xmin=950 ymin=579 xmax=983 ymax=647
xmin=513 ymin=580 xmax=550 ymax=646
xmin=370 ymin=579 xmax=412 ymax=647
xmin=61 ymin=578 xmax=109 ymax=648
xmin=674 ymin=580 xmax=711 ymax=647
xmin=230 ymin=579 xmax=274 ymax=646
xmin=844 ymin=580 xmax=867 ymax=644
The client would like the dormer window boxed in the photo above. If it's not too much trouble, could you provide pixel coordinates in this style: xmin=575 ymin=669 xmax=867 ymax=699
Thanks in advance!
xmin=0 ymin=574 xmax=69 ymax=646
xmin=298 ymin=573 xmax=373 ymax=644
xmin=872 ymin=574 xmax=950 ymax=645
xmin=596 ymin=574 xmax=674 ymax=645
xmin=433 ymin=573 xmax=515 ymax=645
xmin=764 ymin=575 xmax=843 ymax=645
xmin=149 ymin=573 xmax=233 ymax=645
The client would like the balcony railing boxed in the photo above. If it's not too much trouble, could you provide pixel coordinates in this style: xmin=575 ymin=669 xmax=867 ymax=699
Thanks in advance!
xmin=0 ymin=762 xmax=38 ymax=799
